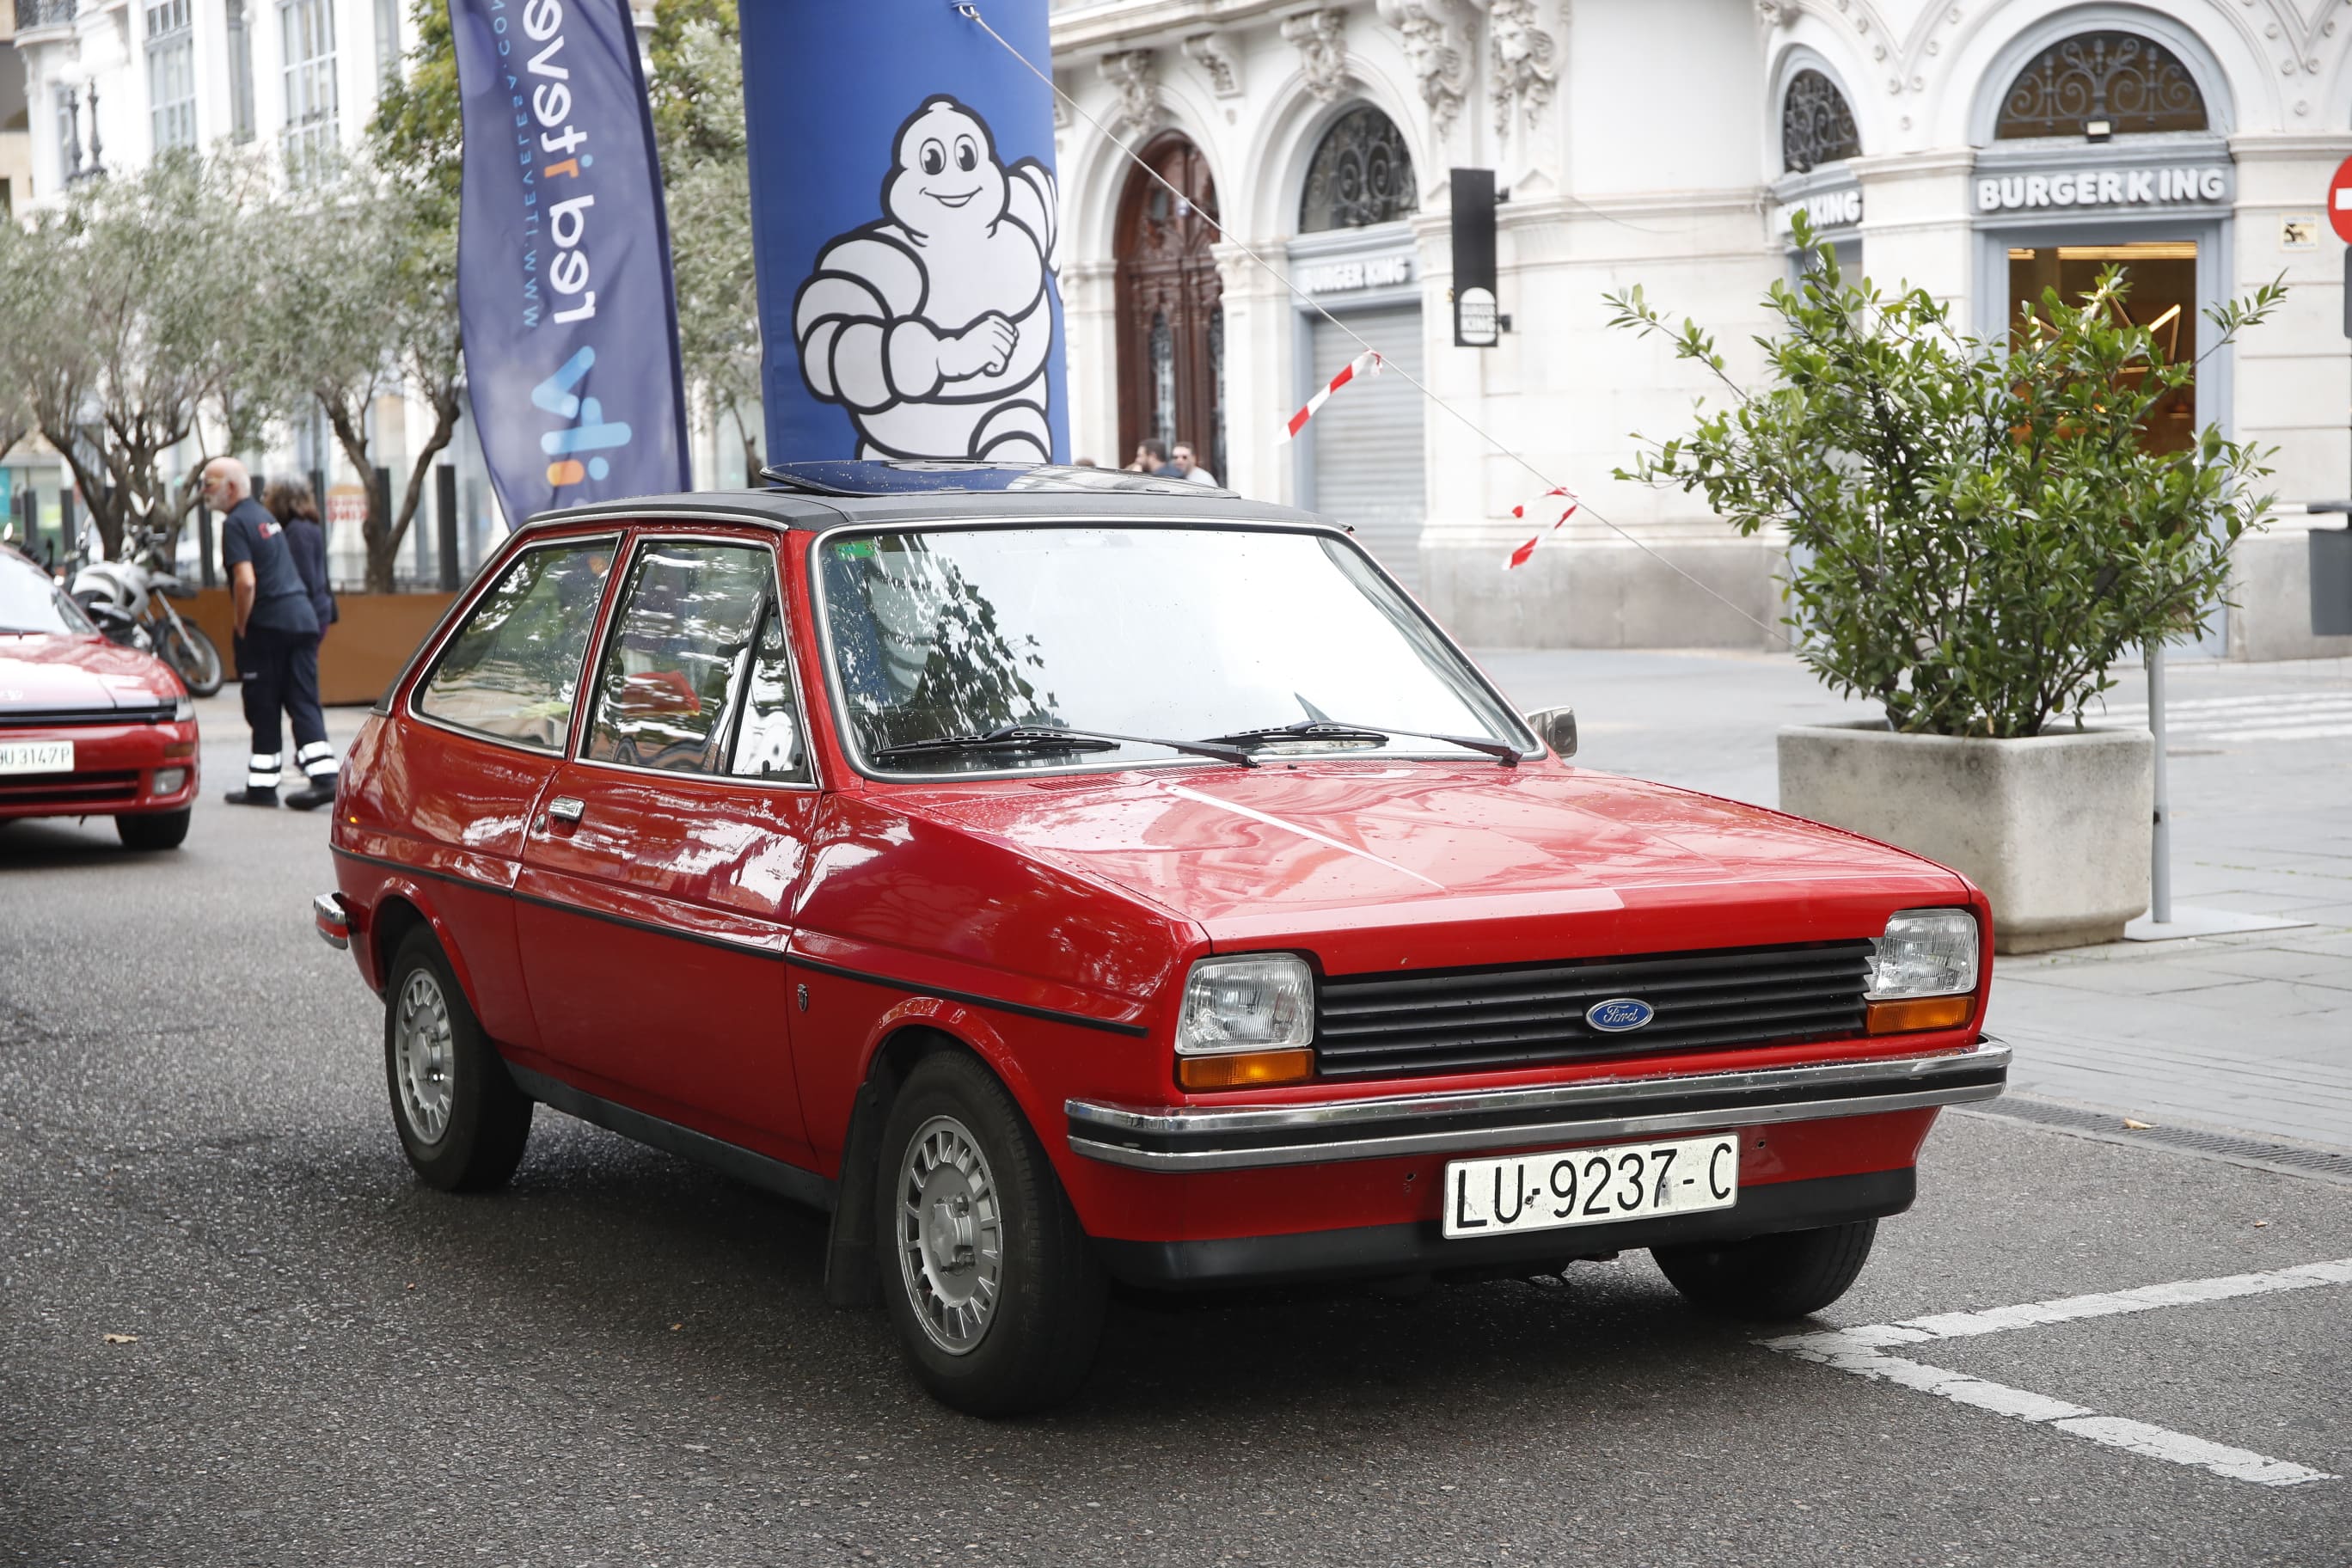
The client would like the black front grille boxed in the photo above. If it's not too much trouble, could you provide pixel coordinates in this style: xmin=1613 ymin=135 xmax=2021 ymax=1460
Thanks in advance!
xmin=0 ymin=707 xmax=173 ymax=728
xmin=1314 ymin=940 xmax=1875 ymax=1079
xmin=0 ymin=769 xmax=142 ymax=808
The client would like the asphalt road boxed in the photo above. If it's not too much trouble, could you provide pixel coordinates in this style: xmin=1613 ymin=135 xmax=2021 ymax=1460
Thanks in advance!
xmin=3 ymin=701 xmax=2349 ymax=1567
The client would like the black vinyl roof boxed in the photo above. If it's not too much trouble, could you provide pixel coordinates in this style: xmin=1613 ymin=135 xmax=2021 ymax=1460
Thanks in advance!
xmin=524 ymin=463 xmax=1325 ymax=532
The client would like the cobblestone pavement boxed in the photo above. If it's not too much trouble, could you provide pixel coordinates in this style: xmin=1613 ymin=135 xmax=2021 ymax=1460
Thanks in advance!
xmin=1474 ymin=651 xmax=2352 ymax=1158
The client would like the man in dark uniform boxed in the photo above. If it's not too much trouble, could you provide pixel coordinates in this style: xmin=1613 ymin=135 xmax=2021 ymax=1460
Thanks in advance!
xmin=200 ymin=458 xmax=327 ymax=809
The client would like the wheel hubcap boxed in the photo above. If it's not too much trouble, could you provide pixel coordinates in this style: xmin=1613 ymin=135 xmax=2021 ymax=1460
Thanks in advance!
xmin=395 ymin=971 xmax=456 ymax=1145
xmin=896 ymin=1115 xmax=1004 ymax=1355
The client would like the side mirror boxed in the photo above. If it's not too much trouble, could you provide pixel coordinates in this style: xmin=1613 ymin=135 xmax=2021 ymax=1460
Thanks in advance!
xmin=1526 ymin=706 xmax=1577 ymax=759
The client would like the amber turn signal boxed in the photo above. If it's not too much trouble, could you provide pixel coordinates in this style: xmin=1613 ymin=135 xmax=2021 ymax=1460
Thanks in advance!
xmin=1866 ymin=995 xmax=1975 ymax=1035
xmin=163 ymin=739 xmax=198 ymax=761
xmin=1177 ymin=1048 xmax=1315 ymax=1091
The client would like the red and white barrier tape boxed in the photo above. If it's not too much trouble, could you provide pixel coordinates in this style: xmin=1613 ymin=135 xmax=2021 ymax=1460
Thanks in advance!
xmin=1504 ymin=489 xmax=1581 ymax=570
xmin=1275 ymin=350 xmax=1382 ymax=443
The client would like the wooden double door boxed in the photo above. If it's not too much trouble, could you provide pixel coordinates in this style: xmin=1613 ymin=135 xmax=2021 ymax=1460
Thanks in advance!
xmin=1115 ymin=134 xmax=1224 ymax=478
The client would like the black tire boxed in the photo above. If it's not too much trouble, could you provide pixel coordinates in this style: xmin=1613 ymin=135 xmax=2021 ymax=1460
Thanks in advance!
xmin=874 ymin=1052 xmax=1107 ymax=1416
xmin=382 ymin=929 xmax=533 ymax=1192
xmin=1652 ymin=1219 xmax=1878 ymax=1320
xmin=157 ymin=621 xmax=224 ymax=697
xmin=115 ymin=808 xmax=191 ymax=850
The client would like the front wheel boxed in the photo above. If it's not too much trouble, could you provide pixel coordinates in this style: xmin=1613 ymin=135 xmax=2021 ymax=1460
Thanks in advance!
xmin=1652 ymin=1219 xmax=1878 ymax=1320
xmin=875 ymin=1052 xmax=1107 ymax=1416
xmin=115 ymin=809 xmax=191 ymax=850
xmin=156 ymin=619 xmax=224 ymax=697
xmin=383 ymin=929 xmax=533 ymax=1191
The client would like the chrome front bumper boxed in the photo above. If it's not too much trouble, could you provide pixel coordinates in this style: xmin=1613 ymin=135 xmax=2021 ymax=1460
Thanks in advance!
xmin=313 ymin=891 xmax=351 ymax=951
xmin=1065 ymin=1038 xmax=2009 ymax=1172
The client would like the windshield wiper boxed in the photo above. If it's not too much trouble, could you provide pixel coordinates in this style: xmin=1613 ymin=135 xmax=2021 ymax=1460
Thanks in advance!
xmin=1203 ymin=719 xmax=1527 ymax=767
xmin=871 ymin=724 xmax=1256 ymax=768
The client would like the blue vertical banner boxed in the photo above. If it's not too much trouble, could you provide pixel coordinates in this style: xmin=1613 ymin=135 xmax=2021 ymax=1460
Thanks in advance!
xmin=740 ymin=1 xmax=1066 ymax=464
xmin=450 ymin=0 xmax=690 ymax=524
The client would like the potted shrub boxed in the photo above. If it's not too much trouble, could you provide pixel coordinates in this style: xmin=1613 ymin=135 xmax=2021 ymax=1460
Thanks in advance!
xmin=1604 ymin=219 xmax=2283 ymax=952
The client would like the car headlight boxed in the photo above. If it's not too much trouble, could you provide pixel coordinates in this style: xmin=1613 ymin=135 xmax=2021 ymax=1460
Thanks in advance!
xmin=1175 ymin=953 xmax=1314 ymax=1088
xmin=172 ymin=695 xmax=194 ymax=721
xmin=1867 ymin=910 xmax=1980 ymax=999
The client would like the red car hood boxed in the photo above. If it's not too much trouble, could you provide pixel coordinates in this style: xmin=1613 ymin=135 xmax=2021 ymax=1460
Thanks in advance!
xmin=906 ymin=763 xmax=1971 ymax=971
xmin=0 ymin=634 xmax=183 ymax=713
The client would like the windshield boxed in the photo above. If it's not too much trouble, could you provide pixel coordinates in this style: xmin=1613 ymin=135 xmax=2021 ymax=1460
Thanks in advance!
xmin=816 ymin=524 xmax=1528 ymax=775
xmin=0 ymin=555 xmax=96 ymax=636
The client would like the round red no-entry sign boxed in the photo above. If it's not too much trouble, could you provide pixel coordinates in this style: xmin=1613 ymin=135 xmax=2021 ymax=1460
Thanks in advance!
xmin=2330 ymin=154 xmax=2352 ymax=245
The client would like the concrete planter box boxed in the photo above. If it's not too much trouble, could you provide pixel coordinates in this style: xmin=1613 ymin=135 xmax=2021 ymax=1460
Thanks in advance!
xmin=1779 ymin=723 xmax=2153 ymax=954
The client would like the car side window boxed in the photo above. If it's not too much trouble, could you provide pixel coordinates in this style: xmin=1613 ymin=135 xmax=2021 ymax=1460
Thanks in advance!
xmin=413 ymin=540 xmax=616 ymax=750
xmin=727 ymin=602 xmax=811 ymax=782
xmin=583 ymin=541 xmax=795 ymax=778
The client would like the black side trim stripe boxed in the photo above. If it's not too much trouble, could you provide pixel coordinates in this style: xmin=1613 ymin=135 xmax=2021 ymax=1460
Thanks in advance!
xmin=787 ymin=952 xmax=1151 ymax=1038
xmin=505 ymin=1063 xmax=836 ymax=1214
xmin=332 ymin=846 xmax=1150 ymax=1038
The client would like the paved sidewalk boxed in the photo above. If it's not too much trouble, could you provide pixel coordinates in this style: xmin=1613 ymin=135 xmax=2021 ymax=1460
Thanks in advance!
xmin=1473 ymin=649 xmax=2352 ymax=1154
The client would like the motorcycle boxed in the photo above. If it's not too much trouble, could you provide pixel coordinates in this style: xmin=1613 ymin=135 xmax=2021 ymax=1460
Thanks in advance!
xmin=71 ymin=511 xmax=225 ymax=697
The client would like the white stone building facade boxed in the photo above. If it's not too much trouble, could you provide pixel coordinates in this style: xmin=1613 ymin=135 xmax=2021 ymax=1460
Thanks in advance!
xmin=1048 ymin=0 xmax=2352 ymax=657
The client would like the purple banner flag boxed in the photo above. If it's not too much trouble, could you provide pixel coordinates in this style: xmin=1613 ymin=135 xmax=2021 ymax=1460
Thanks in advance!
xmin=450 ymin=0 xmax=689 ymax=525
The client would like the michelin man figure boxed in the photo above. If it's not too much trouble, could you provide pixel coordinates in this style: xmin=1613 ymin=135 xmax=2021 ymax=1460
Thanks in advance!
xmin=794 ymin=96 xmax=1060 ymax=462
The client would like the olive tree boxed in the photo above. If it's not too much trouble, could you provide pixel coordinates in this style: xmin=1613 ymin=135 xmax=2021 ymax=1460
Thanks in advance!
xmin=254 ymin=167 xmax=463 ymax=592
xmin=651 ymin=0 xmax=763 ymax=477
xmin=1605 ymin=218 xmax=2284 ymax=738
xmin=0 ymin=152 xmax=277 ymax=562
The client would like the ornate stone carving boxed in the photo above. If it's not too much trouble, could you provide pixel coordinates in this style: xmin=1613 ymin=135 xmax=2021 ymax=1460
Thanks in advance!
xmin=1756 ymin=0 xmax=1795 ymax=28
xmin=1488 ymin=0 xmax=1559 ymax=133
xmin=1099 ymin=49 xmax=1161 ymax=131
xmin=1281 ymin=9 xmax=1352 ymax=103
xmin=1379 ymin=0 xmax=1471 ymax=138
xmin=1182 ymin=32 xmax=1244 ymax=100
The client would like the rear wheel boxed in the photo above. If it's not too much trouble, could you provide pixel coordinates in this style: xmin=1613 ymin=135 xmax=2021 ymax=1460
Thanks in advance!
xmin=156 ymin=620 xmax=224 ymax=697
xmin=1652 ymin=1219 xmax=1878 ymax=1320
xmin=383 ymin=929 xmax=533 ymax=1191
xmin=115 ymin=809 xmax=191 ymax=850
xmin=875 ymin=1052 xmax=1107 ymax=1415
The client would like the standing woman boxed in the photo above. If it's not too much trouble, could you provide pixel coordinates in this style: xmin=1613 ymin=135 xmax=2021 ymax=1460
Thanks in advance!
xmin=261 ymin=479 xmax=338 ymax=809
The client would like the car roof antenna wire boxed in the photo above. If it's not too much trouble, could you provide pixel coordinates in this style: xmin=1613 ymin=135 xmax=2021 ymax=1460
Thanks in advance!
xmin=950 ymin=1 xmax=1792 ymax=649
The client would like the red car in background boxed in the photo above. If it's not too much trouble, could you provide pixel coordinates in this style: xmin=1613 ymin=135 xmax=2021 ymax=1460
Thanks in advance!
xmin=318 ymin=463 xmax=2006 ymax=1415
xmin=0 ymin=545 xmax=199 ymax=849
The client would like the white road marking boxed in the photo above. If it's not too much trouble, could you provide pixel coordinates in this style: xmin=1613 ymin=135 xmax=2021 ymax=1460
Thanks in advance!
xmin=2081 ymin=692 xmax=2352 ymax=744
xmin=1762 ymin=1258 xmax=2352 ymax=1487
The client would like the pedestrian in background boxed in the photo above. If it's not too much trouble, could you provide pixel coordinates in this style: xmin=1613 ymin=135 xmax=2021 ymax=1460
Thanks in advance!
xmin=1126 ymin=438 xmax=1170 ymax=475
xmin=1170 ymin=441 xmax=1218 ymax=487
xmin=201 ymin=458 xmax=330 ymax=812
xmin=266 ymin=480 xmax=339 ymax=645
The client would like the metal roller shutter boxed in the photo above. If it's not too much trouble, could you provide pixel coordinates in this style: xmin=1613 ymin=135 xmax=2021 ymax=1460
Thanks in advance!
xmin=1307 ymin=305 xmax=1426 ymax=590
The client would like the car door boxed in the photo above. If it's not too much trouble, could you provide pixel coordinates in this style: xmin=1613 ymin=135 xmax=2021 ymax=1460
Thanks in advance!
xmin=389 ymin=532 xmax=622 ymax=1052
xmin=514 ymin=530 xmax=821 ymax=1164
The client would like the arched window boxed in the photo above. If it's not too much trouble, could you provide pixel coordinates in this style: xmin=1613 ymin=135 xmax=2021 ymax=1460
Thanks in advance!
xmin=1781 ymin=69 xmax=1860 ymax=174
xmin=1298 ymin=104 xmax=1418 ymax=233
xmin=1995 ymin=31 xmax=2207 ymax=138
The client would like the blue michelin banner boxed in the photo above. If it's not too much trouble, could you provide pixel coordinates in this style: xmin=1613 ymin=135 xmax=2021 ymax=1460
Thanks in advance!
xmin=450 ymin=0 xmax=689 ymax=524
xmin=739 ymin=0 xmax=1066 ymax=464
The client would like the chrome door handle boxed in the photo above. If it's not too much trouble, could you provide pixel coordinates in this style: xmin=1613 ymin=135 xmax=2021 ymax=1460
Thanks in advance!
xmin=548 ymin=796 xmax=585 ymax=824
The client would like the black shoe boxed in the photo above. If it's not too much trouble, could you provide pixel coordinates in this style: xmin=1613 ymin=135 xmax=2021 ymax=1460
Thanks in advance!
xmin=285 ymin=782 xmax=335 ymax=812
xmin=223 ymin=787 xmax=279 ymax=807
